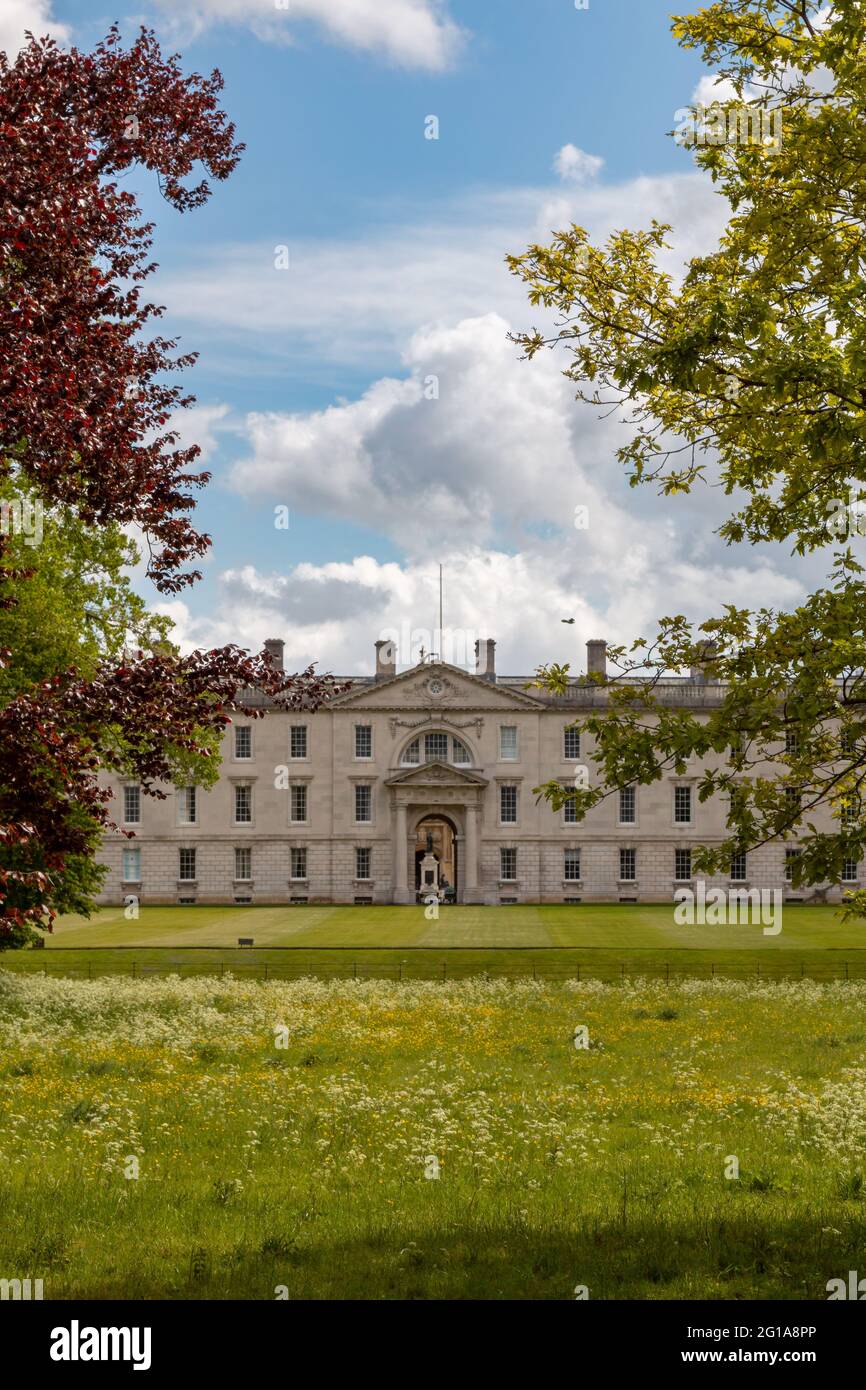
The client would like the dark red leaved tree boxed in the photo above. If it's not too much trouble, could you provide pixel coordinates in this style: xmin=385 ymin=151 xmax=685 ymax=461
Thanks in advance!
xmin=0 ymin=29 xmax=344 ymax=943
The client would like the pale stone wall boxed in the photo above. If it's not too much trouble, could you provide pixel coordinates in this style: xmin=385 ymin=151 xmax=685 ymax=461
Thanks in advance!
xmin=95 ymin=654 xmax=859 ymax=907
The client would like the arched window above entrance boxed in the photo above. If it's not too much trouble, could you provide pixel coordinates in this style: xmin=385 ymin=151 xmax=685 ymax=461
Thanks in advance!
xmin=401 ymin=731 xmax=472 ymax=767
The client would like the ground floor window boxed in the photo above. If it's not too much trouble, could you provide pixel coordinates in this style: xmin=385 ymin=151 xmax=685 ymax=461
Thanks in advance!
xmin=674 ymin=848 xmax=691 ymax=882
xmin=122 ymin=848 xmax=140 ymax=881
xmin=500 ymin=847 xmax=517 ymax=881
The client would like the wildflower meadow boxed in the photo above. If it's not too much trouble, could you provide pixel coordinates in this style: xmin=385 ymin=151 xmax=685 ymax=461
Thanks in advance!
xmin=1 ymin=970 xmax=864 ymax=1299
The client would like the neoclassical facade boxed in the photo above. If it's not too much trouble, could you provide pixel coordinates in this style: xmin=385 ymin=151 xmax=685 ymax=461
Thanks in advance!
xmin=96 ymin=637 xmax=858 ymax=906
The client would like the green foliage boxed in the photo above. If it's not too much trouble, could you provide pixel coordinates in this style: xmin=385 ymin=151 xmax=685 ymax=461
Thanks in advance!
xmin=509 ymin=1 xmax=866 ymax=902
xmin=0 ymin=472 xmax=171 ymax=701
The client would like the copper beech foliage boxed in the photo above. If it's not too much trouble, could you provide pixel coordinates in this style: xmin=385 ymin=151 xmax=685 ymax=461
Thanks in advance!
xmin=0 ymin=29 xmax=344 ymax=941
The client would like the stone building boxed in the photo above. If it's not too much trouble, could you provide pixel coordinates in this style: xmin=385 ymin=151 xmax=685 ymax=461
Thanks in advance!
xmin=96 ymin=636 xmax=858 ymax=906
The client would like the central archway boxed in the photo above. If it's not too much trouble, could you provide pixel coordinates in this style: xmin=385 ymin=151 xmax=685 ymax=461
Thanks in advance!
xmin=413 ymin=812 xmax=459 ymax=901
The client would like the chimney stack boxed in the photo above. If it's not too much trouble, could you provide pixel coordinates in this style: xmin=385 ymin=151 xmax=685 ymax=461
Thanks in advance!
xmin=375 ymin=639 xmax=397 ymax=681
xmin=264 ymin=638 xmax=284 ymax=673
xmin=586 ymin=639 xmax=607 ymax=680
xmin=475 ymin=638 xmax=496 ymax=682
xmin=690 ymin=640 xmax=719 ymax=684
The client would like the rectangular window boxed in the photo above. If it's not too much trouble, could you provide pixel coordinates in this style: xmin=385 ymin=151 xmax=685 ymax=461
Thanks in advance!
xmin=234 ymin=726 xmax=252 ymax=760
xmin=785 ymin=730 xmax=800 ymax=756
xmin=122 ymin=847 xmax=141 ymax=882
xmin=842 ymin=857 xmax=859 ymax=883
xmin=563 ymin=726 xmax=580 ymax=760
xmin=674 ymin=785 xmax=692 ymax=824
xmin=178 ymin=786 xmax=197 ymax=824
xmin=355 ymin=846 xmax=372 ymax=880
xmin=290 ymin=784 xmax=307 ymax=823
xmin=785 ymin=786 xmax=801 ymax=821
xmin=499 ymin=726 xmax=518 ymax=760
xmin=452 ymin=739 xmax=470 ymax=765
xmin=730 ymin=850 xmax=747 ymax=882
xmin=841 ymin=797 xmax=860 ymax=827
xmin=841 ymin=727 xmax=856 ymax=755
xmin=179 ymin=848 xmax=196 ymax=882
xmin=425 ymin=732 xmax=448 ymax=761
xmin=123 ymin=784 xmax=141 ymax=824
xmin=619 ymin=786 xmax=636 ymax=824
xmin=290 ymin=847 xmax=307 ymax=880
xmin=355 ymin=784 xmax=372 ymax=823
xmin=234 ymin=847 xmax=252 ymax=881
xmin=354 ymin=725 xmax=372 ymax=759
xmin=619 ymin=848 xmax=636 ymax=882
xmin=675 ymin=848 xmax=692 ymax=882
xmin=234 ymin=784 xmax=252 ymax=824
xmin=564 ymin=849 xmax=581 ymax=882
xmin=563 ymin=794 xmax=578 ymax=824
xmin=500 ymin=847 xmax=517 ymax=881
xmin=500 ymin=784 xmax=518 ymax=823
xmin=290 ymin=725 xmax=308 ymax=760
xmin=785 ymin=848 xmax=801 ymax=884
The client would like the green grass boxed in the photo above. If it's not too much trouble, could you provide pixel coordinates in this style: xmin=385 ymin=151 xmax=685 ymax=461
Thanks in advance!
xmin=1 ymin=970 xmax=865 ymax=1300
xmin=41 ymin=902 xmax=866 ymax=951
xmin=3 ymin=903 xmax=863 ymax=982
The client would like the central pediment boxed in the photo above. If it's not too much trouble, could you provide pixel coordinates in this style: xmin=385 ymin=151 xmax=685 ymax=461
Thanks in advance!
xmin=330 ymin=661 xmax=544 ymax=711
xmin=385 ymin=761 xmax=488 ymax=788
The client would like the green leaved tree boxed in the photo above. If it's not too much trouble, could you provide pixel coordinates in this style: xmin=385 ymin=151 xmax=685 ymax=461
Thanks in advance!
xmin=508 ymin=0 xmax=866 ymax=913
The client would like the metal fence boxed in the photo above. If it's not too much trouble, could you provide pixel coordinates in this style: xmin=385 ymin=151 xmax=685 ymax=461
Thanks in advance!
xmin=9 ymin=953 xmax=866 ymax=985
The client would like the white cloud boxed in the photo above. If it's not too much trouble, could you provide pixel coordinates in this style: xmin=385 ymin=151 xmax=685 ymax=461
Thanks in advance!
xmin=230 ymin=311 xmax=627 ymax=556
xmin=554 ymin=144 xmax=604 ymax=184
xmin=154 ymin=0 xmax=465 ymax=70
xmin=151 ymin=151 xmax=806 ymax=669
xmin=158 ymin=172 xmax=729 ymax=371
xmin=222 ymin=304 xmax=806 ymax=669
xmin=0 ymin=0 xmax=68 ymax=57
xmin=156 ymin=545 xmax=804 ymax=679
xmin=164 ymin=403 xmax=233 ymax=466
xmin=692 ymin=74 xmax=739 ymax=107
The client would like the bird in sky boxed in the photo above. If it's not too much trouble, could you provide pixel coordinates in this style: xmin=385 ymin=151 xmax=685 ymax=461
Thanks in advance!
xmin=561 ymin=618 xmax=575 ymax=624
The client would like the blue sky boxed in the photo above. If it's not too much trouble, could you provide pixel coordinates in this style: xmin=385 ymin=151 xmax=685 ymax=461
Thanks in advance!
xmin=4 ymin=1 xmax=821 ymax=674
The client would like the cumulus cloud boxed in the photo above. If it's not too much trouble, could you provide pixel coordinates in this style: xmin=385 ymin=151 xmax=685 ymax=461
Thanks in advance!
xmin=0 ymin=0 xmax=68 ymax=58
xmin=152 ymin=152 xmax=807 ymax=670
xmin=164 ymin=403 xmax=233 ymax=466
xmin=220 ymin=305 xmax=807 ymax=673
xmin=154 ymin=0 xmax=465 ymax=70
xmin=155 ymin=545 xmax=804 ymax=679
xmin=691 ymin=74 xmax=740 ymax=107
xmin=230 ymin=312 xmax=627 ymax=556
xmin=554 ymin=144 xmax=604 ymax=184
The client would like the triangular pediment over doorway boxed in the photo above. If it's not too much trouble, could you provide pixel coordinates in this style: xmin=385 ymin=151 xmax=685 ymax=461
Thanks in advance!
xmin=385 ymin=761 xmax=488 ymax=789
xmin=329 ymin=661 xmax=544 ymax=712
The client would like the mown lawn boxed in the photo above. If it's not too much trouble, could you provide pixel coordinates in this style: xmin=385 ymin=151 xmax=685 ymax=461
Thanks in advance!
xmin=0 ymin=970 xmax=865 ymax=1300
xmin=2 ymin=903 xmax=863 ymax=982
xmin=40 ymin=902 xmax=866 ymax=951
